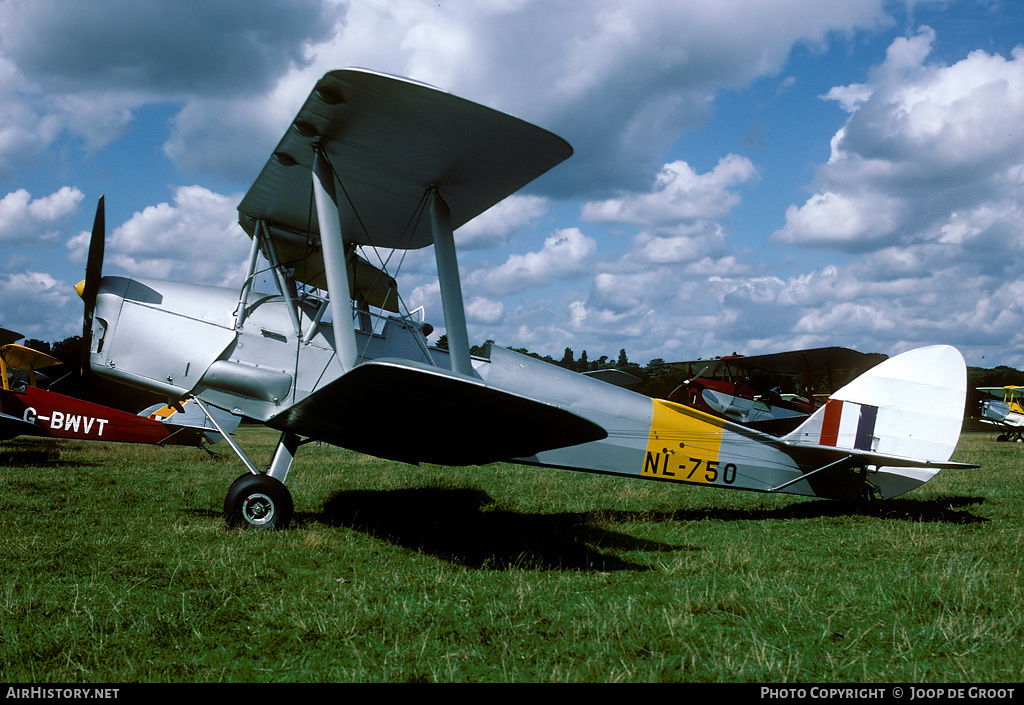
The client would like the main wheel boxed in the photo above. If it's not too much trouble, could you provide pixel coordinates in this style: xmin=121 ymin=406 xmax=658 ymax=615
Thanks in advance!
xmin=224 ymin=472 xmax=294 ymax=530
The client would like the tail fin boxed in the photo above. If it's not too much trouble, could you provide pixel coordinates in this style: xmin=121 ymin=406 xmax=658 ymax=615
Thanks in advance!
xmin=784 ymin=345 xmax=967 ymax=464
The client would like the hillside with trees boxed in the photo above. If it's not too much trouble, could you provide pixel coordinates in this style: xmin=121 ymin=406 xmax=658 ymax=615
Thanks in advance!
xmin=24 ymin=334 xmax=1024 ymax=418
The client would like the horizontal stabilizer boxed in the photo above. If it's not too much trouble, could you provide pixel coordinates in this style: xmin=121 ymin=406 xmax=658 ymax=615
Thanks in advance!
xmin=140 ymin=399 xmax=241 ymax=444
xmin=777 ymin=441 xmax=977 ymax=470
xmin=581 ymin=368 xmax=641 ymax=388
xmin=0 ymin=412 xmax=48 ymax=441
xmin=269 ymin=359 xmax=607 ymax=465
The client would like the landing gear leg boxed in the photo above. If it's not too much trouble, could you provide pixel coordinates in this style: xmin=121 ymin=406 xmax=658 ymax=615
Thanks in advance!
xmin=192 ymin=399 xmax=301 ymax=531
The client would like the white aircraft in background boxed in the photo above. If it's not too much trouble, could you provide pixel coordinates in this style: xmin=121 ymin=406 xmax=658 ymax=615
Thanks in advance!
xmin=977 ymin=386 xmax=1024 ymax=442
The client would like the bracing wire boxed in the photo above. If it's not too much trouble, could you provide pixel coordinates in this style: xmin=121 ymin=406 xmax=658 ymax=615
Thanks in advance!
xmin=309 ymin=150 xmax=440 ymax=365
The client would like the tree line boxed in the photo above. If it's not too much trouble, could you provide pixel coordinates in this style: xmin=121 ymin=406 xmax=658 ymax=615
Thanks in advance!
xmin=451 ymin=336 xmax=835 ymax=400
xmin=23 ymin=333 xmax=1024 ymax=416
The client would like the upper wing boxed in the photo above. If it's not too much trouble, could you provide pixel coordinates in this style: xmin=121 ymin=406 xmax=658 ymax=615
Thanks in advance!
xmin=0 ymin=328 xmax=23 ymax=346
xmin=238 ymin=68 xmax=573 ymax=288
xmin=671 ymin=347 xmax=874 ymax=377
xmin=1 ymin=344 xmax=63 ymax=372
xmin=977 ymin=386 xmax=1022 ymax=396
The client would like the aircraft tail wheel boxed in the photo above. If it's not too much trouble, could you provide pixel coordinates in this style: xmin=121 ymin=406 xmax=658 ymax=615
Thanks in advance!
xmin=224 ymin=472 xmax=294 ymax=530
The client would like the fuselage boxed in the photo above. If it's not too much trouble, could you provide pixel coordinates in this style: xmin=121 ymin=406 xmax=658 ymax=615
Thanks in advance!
xmin=85 ymin=274 xmax=915 ymax=501
xmin=0 ymin=385 xmax=205 ymax=444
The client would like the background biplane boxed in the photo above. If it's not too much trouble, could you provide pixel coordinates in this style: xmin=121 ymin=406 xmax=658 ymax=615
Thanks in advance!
xmin=76 ymin=68 xmax=975 ymax=529
xmin=0 ymin=328 xmax=234 ymax=446
xmin=976 ymin=386 xmax=1024 ymax=442
xmin=667 ymin=347 xmax=885 ymax=434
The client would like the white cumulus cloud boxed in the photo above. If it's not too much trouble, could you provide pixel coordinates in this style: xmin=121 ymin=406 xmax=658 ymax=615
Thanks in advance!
xmin=0 ymin=187 xmax=84 ymax=243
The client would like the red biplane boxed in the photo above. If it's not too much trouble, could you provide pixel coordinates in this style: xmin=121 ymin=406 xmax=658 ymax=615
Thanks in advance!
xmin=0 ymin=329 xmax=235 ymax=446
xmin=668 ymin=347 xmax=882 ymax=434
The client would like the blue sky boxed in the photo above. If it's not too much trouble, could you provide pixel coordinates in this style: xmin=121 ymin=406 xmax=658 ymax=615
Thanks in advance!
xmin=1 ymin=0 xmax=1023 ymax=368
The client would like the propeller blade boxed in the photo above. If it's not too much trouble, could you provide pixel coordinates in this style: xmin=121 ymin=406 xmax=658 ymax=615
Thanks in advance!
xmin=684 ymin=365 xmax=709 ymax=385
xmin=79 ymin=195 xmax=104 ymax=374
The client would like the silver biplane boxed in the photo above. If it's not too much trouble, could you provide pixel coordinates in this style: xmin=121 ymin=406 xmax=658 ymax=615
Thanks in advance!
xmin=977 ymin=386 xmax=1024 ymax=442
xmin=79 ymin=69 xmax=975 ymax=529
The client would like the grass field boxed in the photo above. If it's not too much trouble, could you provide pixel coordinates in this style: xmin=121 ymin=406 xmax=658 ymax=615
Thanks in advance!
xmin=0 ymin=424 xmax=1021 ymax=683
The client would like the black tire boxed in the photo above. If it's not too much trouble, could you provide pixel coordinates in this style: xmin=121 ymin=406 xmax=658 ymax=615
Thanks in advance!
xmin=224 ymin=472 xmax=294 ymax=530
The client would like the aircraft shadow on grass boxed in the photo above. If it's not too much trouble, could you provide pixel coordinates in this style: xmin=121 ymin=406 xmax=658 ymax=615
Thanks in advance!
xmin=0 ymin=439 xmax=72 ymax=467
xmin=314 ymin=487 xmax=689 ymax=571
xmin=294 ymin=487 xmax=987 ymax=571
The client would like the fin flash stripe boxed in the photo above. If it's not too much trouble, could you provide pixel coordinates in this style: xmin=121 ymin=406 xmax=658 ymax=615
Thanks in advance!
xmin=818 ymin=399 xmax=878 ymax=451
